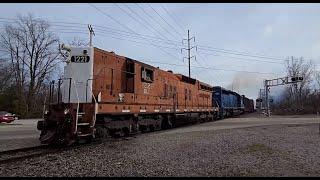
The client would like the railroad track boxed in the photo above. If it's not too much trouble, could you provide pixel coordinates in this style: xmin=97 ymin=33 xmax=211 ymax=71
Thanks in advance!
xmin=0 ymin=145 xmax=52 ymax=164
xmin=0 ymin=140 xmax=108 ymax=164
xmin=0 ymin=136 xmax=138 ymax=164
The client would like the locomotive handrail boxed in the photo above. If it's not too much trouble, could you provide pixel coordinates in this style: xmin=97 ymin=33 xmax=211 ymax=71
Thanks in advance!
xmin=57 ymin=78 xmax=72 ymax=104
xmin=72 ymin=79 xmax=80 ymax=134
xmin=42 ymin=91 xmax=47 ymax=120
xmin=87 ymin=82 xmax=98 ymax=129
xmin=85 ymin=78 xmax=95 ymax=102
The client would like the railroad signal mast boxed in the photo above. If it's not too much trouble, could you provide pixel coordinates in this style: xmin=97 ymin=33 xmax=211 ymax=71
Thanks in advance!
xmin=256 ymin=89 xmax=265 ymax=112
xmin=181 ymin=30 xmax=197 ymax=78
xmin=263 ymin=75 xmax=304 ymax=117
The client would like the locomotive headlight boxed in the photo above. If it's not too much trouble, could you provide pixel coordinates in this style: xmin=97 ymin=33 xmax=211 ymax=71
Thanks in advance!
xmin=64 ymin=108 xmax=70 ymax=115
xmin=44 ymin=110 xmax=49 ymax=115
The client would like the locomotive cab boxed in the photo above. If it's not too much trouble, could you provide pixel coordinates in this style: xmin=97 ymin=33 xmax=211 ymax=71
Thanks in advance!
xmin=38 ymin=46 xmax=96 ymax=145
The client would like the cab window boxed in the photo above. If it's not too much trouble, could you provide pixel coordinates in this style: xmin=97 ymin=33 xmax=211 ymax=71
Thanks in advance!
xmin=141 ymin=67 xmax=154 ymax=83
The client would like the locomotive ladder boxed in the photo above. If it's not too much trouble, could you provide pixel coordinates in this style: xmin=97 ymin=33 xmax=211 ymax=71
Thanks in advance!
xmin=73 ymin=79 xmax=98 ymax=138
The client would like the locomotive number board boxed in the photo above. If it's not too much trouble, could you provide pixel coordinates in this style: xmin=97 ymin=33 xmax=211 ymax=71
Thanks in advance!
xmin=71 ymin=56 xmax=90 ymax=63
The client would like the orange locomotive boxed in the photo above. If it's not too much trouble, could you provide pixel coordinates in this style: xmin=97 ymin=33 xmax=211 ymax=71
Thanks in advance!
xmin=37 ymin=45 xmax=218 ymax=145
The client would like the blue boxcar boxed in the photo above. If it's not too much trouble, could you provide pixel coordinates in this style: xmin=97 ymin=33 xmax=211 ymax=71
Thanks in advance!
xmin=213 ymin=86 xmax=244 ymax=119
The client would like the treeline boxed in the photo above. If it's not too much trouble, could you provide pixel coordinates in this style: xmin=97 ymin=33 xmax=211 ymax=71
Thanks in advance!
xmin=0 ymin=14 xmax=62 ymax=118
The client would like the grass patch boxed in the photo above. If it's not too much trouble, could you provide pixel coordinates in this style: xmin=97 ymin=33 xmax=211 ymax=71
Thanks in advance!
xmin=245 ymin=143 xmax=274 ymax=154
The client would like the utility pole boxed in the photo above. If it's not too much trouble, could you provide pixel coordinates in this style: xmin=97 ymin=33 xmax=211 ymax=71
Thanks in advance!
xmin=88 ymin=24 xmax=95 ymax=47
xmin=181 ymin=30 xmax=197 ymax=78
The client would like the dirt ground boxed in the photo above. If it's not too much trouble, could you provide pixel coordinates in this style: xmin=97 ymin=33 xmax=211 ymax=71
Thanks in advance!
xmin=1 ymin=114 xmax=320 ymax=177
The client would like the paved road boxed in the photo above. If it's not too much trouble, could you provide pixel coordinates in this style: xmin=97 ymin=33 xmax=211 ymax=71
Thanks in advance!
xmin=0 ymin=119 xmax=41 ymax=151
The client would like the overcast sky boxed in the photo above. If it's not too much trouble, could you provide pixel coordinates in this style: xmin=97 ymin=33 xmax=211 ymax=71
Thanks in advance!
xmin=1 ymin=3 xmax=320 ymax=99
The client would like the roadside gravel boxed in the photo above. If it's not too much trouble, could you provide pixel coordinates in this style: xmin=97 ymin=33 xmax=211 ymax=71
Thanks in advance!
xmin=1 ymin=123 xmax=320 ymax=177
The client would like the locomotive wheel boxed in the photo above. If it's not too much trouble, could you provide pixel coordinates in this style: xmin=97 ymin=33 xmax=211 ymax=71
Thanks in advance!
xmin=167 ymin=118 xmax=173 ymax=129
xmin=108 ymin=129 xmax=117 ymax=137
xmin=161 ymin=115 xmax=173 ymax=129
xmin=139 ymin=125 xmax=148 ymax=133
xmin=95 ymin=126 xmax=109 ymax=139
xmin=122 ymin=127 xmax=130 ymax=136
xmin=149 ymin=125 xmax=155 ymax=132
xmin=84 ymin=136 xmax=93 ymax=144
xmin=155 ymin=119 xmax=162 ymax=131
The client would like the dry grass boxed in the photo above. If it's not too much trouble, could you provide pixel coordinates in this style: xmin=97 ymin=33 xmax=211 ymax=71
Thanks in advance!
xmin=244 ymin=143 xmax=274 ymax=154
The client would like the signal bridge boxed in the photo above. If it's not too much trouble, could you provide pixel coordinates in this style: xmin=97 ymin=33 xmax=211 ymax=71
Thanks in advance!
xmin=259 ymin=76 xmax=303 ymax=117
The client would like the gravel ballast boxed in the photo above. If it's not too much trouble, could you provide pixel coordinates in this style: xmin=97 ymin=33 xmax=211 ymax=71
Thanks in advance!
xmin=1 ymin=123 xmax=320 ymax=177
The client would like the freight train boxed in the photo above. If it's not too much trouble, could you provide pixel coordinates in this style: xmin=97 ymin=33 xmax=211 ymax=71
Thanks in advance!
xmin=37 ymin=45 xmax=254 ymax=146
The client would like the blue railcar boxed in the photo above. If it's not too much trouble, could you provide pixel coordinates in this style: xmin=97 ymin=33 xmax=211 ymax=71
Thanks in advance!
xmin=213 ymin=86 xmax=244 ymax=119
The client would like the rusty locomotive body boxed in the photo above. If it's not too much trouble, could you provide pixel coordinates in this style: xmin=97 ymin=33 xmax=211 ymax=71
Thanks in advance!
xmin=37 ymin=46 xmax=218 ymax=145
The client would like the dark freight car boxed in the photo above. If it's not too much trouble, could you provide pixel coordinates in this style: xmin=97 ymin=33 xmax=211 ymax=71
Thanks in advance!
xmin=242 ymin=95 xmax=254 ymax=113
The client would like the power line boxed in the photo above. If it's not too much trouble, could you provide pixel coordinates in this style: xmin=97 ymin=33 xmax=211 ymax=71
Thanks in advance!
xmin=0 ymin=21 xmax=292 ymax=68
xmin=198 ymin=50 xmax=286 ymax=64
xmin=142 ymin=60 xmax=280 ymax=75
xmin=0 ymin=21 xmax=290 ymax=66
xmin=198 ymin=44 xmax=285 ymax=60
xmin=196 ymin=51 xmax=224 ymax=85
xmin=46 ymin=25 xmax=184 ymax=48
xmin=198 ymin=46 xmax=287 ymax=61
xmin=146 ymin=4 xmax=184 ymax=39
xmin=0 ymin=27 xmax=288 ymax=76
xmin=122 ymin=3 xmax=178 ymax=41
xmin=0 ymin=17 xmax=289 ymax=61
xmin=134 ymin=3 xmax=182 ymax=43
xmin=0 ymin=24 xmax=185 ymax=52
xmin=115 ymin=3 xmax=179 ymax=47
xmin=46 ymin=27 xmax=291 ymax=68
xmin=160 ymin=4 xmax=186 ymax=34
xmin=88 ymin=3 xmax=180 ymax=61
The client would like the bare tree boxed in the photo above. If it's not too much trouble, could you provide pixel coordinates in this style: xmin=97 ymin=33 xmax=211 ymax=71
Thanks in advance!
xmin=280 ymin=56 xmax=315 ymax=113
xmin=314 ymin=70 xmax=320 ymax=91
xmin=0 ymin=14 xmax=61 ymax=117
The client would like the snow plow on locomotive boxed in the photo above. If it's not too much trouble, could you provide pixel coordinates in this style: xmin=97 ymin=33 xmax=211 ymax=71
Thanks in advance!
xmin=37 ymin=45 xmax=219 ymax=145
